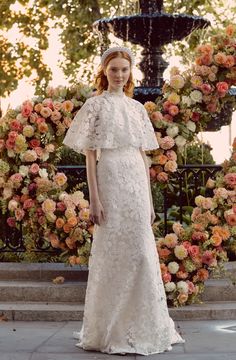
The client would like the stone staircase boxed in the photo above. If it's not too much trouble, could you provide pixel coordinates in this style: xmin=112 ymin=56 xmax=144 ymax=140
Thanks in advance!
xmin=0 ymin=262 xmax=236 ymax=321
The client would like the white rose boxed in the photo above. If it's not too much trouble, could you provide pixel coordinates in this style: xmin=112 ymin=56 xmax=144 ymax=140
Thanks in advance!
xmin=177 ymin=281 xmax=189 ymax=294
xmin=8 ymin=199 xmax=18 ymax=211
xmin=166 ymin=125 xmax=179 ymax=138
xmin=181 ymin=95 xmax=192 ymax=107
xmin=7 ymin=149 xmax=15 ymax=158
xmin=19 ymin=165 xmax=29 ymax=177
xmin=167 ymin=261 xmax=179 ymax=274
xmin=16 ymin=113 xmax=28 ymax=124
xmin=59 ymin=191 xmax=69 ymax=201
xmin=175 ymin=135 xmax=187 ymax=147
xmin=46 ymin=212 xmax=57 ymax=223
xmin=41 ymin=152 xmax=50 ymax=162
xmin=37 ymin=194 xmax=46 ymax=203
xmin=186 ymin=121 xmax=196 ymax=132
xmin=21 ymin=186 xmax=29 ymax=195
xmin=190 ymin=90 xmax=202 ymax=103
xmin=165 ymin=282 xmax=176 ymax=292
xmin=39 ymin=168 xmax=48 ymax=178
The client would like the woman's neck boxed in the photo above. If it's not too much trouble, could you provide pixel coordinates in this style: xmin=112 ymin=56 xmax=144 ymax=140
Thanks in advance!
xmin=107 ymin=86 xmax=124 ymax=95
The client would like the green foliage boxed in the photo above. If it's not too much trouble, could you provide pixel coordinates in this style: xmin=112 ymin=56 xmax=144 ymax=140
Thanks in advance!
xmin=184 ymin=142 xmax=215 ymax=165
xmin=1 ymin=0 xmax=236 ymax=97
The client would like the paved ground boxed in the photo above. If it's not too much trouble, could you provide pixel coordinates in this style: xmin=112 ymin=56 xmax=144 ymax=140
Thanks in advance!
xmin=1 ymin=320 xmax=236 ymax=360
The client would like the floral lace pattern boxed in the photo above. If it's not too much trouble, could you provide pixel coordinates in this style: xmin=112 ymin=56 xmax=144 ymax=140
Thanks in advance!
xmin=75 ymin=146 xmax=184 ymax=355
xmin=62 ymin=91 xmax=159 ymax=155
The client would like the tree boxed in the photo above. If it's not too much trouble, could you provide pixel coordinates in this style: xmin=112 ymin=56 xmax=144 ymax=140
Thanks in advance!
xmin=0 ymin=0 xmax=236 ymax=97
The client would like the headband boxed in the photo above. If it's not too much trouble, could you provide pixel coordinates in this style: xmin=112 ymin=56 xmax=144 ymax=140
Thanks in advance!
xmin=101 ymin=46 xmax=135 ymax=67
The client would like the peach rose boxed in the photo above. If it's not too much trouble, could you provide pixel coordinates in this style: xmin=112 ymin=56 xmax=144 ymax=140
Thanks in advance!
xmin=67 ymin=216 xmax=78 ymax=227
xmin=40 ymin=107 xmax=52 ymax=118
xmin=56 ymin=218 xmax=65 ymax=229
xmin=177 ymin=293 xmax=188 ymax=304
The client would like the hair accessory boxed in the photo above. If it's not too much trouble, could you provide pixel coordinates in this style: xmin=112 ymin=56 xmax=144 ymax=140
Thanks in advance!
xmin=101 ymin=46 xmax=135 ymax=67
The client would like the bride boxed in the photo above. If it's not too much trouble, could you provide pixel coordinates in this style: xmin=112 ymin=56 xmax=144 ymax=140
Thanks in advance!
xmin=63 ymin=46 xmax=184 ymax=355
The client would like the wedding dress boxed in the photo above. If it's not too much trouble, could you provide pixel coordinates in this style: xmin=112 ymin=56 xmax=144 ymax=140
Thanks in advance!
xmin=63 ymin=90 xmax=184 ymax=355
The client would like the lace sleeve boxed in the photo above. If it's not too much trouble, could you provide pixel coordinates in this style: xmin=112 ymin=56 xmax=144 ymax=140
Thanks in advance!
xmin=139 ymin=105 xmax=159 ymax=151
xmin=62 ymin=97 xmax=102 ymax=154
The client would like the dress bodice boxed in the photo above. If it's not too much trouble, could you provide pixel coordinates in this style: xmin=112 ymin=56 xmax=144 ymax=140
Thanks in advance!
xmin=62 ymin=90 xmax=159 ymax=155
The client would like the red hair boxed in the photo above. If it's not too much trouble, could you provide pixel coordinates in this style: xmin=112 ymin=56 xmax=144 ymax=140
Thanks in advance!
xmin=94 ymin=51 xmax=135 ymax=97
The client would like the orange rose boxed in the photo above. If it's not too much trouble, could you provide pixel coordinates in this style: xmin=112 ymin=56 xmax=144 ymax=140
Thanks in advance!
xmin=211 ymin=233 xmax=222 ymax=247
xmin=63 ymin=223 xmax=72 ymax=233
xmin=67 ymin=216 xmax=78 ymax=227
xmin=56 ymin=218 xmax=65 ymax=229
xmin=212 ymin=226 xmax=230 ymax=241
xmin=158 ymin=248 xmax=171 ymax=259
xmin=197 ymin=268 xmax=209 ymax=281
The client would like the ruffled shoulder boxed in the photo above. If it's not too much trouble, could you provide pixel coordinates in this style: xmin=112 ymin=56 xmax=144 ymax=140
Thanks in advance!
xmin=62 ymin=96 xmax=104 ymax=154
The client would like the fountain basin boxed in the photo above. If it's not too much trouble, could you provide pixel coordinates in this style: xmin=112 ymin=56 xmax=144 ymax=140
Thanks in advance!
xmin=94 ymin=13 xmax=210 ymax=47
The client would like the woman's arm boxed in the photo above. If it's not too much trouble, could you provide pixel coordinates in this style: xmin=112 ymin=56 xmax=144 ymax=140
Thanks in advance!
xmin=85 ymin=150 xmax=105 ymax=225
xmin=140 ymin=149 xmax=156 ymax=224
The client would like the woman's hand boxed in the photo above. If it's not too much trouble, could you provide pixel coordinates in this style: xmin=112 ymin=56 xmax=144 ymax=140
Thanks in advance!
xmin=151 ymin=204 xmax=156 ymax=225
xmin=89 ymin=199 xmax=105 ymax=226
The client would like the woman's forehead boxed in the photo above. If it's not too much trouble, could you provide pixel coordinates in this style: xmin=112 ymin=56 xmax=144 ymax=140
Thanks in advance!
xmin=107 ymin=57 xmax=130 ymax=67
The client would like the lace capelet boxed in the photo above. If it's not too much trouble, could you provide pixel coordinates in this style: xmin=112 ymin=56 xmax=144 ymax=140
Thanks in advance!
xmin=62 ymin=91 xmax=159 ymax=154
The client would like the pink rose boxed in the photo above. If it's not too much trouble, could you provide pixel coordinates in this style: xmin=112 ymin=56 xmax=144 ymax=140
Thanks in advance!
xmin=192 ymin=112 xmax=201 ymax=122
xmin=57 ymin=202 xmax=67 ymax=212
xmin=30 ymin=163 xmax=40 ymax=174
xmin=166 ymin=150 xmax=177 ymax=161
xmin=200 ymin=83 xmax=212 ymax=94
xmin=159 ymin=136 xmax=175 ymax=150
xmin=15 ymin=208 xmax=25 ymax=221
xmin=10 ymin=120 xmax=23 ymax=132
xmin=7 ymin=217 xmax=16 ymax=228
xmin=157 ymin=172 xmax=168 ymax=183
xmin=207 ymin=102 xmax=217 ymax=113
xmin=202 ymin=250 xmax=216 ymax=266
xmin=30 ymin=139 xmax=41 ymax=148
xmin=21 ymin=101 xmax=33 ymax=118
xmin=216 ymin=81 xmax=229 ymax=95
xmin=188 ymin=245 xmax=200 ymax=257
xmin=224 ymin=173 xmax=236 ymax=188
xmin=23 ymin=198 xmax=35 ymax=209
xmin=162 ymin=272 xmax=172 ymax=283
xmin=151 ymin=111 xmax=163 ymax=122
xmin=8 ymin=131 xmax=18 ymax=142
xmin=6 ymin=139 xmax=15 ymax=149
xmin=163 ymin=114 xmax=173 ymax=122
xmin=10 ymin=173 xmax=23 ymax=183
xmin=168 ymin=105 xmax=179 ymax=116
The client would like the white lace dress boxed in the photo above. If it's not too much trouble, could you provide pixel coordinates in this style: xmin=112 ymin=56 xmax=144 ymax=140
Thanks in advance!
xmin=63 ymin=91 xmax=184 ymax=355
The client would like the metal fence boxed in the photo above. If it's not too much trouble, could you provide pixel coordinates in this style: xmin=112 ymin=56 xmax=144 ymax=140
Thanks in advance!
xmin=0 ymin=164 xmax=222 ymax=253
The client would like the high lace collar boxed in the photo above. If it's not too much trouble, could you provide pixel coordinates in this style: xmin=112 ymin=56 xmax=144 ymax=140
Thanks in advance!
xmin=103 ymin=90 xmax=126 ymax=98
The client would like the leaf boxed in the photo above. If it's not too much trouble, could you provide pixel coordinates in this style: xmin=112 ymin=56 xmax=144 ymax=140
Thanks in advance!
xmin=52 ymin=276 xmax=65 ymax=284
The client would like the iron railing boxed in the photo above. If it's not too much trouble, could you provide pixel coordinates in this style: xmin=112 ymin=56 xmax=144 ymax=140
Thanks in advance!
xmin=0 ymin=164 xmax=222 ymax=252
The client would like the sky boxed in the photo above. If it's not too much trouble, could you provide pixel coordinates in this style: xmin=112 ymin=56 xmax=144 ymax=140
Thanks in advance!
xmin=1 ymin=1 xmax=236 ymax=164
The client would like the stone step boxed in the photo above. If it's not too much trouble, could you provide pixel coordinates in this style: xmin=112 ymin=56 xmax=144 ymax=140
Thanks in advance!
xmin=0 ymin=280 xmax=86 ymax=303
xmin=0 ymin=261 xmax=235 ymax=281
xmin=1 ymin=301 xmax=236 ymax=321
xmin=201 ymin=279 xmax=236 ymax=301
xmin=1 ymin=277 xmax=235 ymax=303
xmin=0 ymin=263 xmax=88 ymax=281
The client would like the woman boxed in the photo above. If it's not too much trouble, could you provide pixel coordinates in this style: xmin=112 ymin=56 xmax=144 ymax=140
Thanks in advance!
xmin=63 ymin=46 xmax=184 ymax=355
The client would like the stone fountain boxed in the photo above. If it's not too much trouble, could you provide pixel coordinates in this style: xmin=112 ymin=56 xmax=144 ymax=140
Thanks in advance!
xmin=93 ymin=0 xmax=210 ymax=103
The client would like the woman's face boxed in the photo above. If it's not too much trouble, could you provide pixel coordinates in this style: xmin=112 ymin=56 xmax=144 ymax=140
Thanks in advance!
xmin=104 ymin=57 xmax=131 ymax=91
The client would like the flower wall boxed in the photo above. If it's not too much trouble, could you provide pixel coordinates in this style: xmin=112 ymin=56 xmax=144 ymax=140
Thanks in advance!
xmin=157 ymin=138 xmax=236 ymax=306
xmin=0 ymin=85 xmax=94 ymax=264
xmin=145 ymin=24 xmax=236 ymax=184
